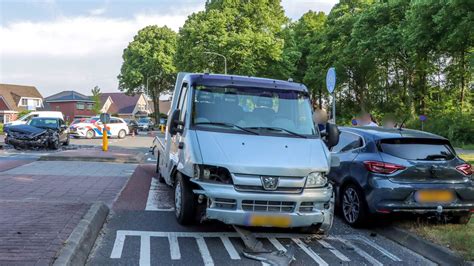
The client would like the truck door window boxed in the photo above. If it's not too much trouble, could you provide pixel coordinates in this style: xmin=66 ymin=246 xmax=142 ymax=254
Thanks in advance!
xmin=177 ymin=83 xmax=188 ymax=123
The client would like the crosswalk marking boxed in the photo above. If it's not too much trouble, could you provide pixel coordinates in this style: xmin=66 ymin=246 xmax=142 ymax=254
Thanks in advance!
xmin=110 ymin=230 xmax=403 ymax=266
xmin=220 ymin=236 xmax=241 ymax=260
xmin=292 ymin=238 xmax=328 ymax=266
xmin=145 ymin=178 xmax=174 ymax=211
xmin=196 ymin=236 xmax=214 ymax=266
xmin=268 ymin=237 xmax=287 ymax=252
xmin=318 ymin=239 xmax=350 ymax=262
xmin=168 ymin=235 xmax=181 ymax=260
xmin=347 ymin=235 xmax=402 ymax=261
xmin=332 ymin=236 xmax=383 ymax=266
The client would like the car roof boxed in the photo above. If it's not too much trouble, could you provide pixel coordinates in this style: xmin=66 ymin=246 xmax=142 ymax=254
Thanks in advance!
xmin=340 ymin=126 xmax=447 ymax=140
xmin=182 ymin=73 xmax=308 ymax=92
xmin=30 ymin=117 xmax=59 ymax=120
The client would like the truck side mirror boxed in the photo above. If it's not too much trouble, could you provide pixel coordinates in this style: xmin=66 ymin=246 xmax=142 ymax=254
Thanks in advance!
xmin=168 ymin=109 xmax=183 ymax=135
xmin=323 ymin=123 xmax=340 ymax=149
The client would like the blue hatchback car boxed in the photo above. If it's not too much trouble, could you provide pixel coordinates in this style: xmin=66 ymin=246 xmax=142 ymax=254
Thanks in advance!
xmin=328 ymin=127 xmax=473 ymax=227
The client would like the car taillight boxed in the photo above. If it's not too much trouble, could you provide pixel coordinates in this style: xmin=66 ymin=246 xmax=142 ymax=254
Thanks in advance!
xmin=456 ymin=163 xmax=473 ymax=176
xmin=363 ymin=161 xmax=406 ymax=174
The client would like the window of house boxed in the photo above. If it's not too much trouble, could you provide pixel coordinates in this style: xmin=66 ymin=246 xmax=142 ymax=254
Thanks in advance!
xmin=86 ymin=103 xmax=93 ymax=110
xmin=34 ymin=99 xmax=41 ymax=107
xmin=76 ymin=102 xmax=85 ymax=110
xmin=21 ymin=99 xmax=28 ymax=106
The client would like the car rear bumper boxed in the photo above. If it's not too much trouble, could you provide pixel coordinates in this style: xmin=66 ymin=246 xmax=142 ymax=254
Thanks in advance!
xmin=367 ymin=177 xmax=474 ymax=214
xmin=192 ymin=180 xmax=334 ymax=229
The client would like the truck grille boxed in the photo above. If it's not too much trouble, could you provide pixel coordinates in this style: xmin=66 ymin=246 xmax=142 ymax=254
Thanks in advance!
xmin=234 ymin=185 xmax=302 ymax=193
xmin=299 ymin=202 xmax=314 ymax=212
xmin=242 ymin=200 xmax=295 ymax=213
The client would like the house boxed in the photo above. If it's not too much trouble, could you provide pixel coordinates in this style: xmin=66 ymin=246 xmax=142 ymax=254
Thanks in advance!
xmin=44 ymin=91 xmax=95 ymax=123
xmin=100 ymin=93 xmax=151 ymax=119
xmin=0 ymin=83 xmax=44 ymax=123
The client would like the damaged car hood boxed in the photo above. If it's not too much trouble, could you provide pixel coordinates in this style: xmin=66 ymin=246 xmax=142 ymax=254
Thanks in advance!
xmin=5 ymin=124 xmax=48 ymax=139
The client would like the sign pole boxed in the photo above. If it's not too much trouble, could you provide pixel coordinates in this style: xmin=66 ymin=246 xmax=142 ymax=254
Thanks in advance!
xmin=102 ymin=124 xmax=108 ymax=151
xmin=326 ymin=67 xmax=337 ymax=124
xmin=332 ymin=92 xmax=336 ymax=124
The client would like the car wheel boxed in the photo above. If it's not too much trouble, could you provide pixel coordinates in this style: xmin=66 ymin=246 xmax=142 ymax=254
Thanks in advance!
xmin=341 ymin=184 xmax=368 ymax=227
xmin=452 ymin=213 xmax=471 ymax=224
xmin=51 ymin=138 xmax=60 ymax=150
xmin=174 ymin=173 xmax=196 ymax=225
xmin=118 ymin=129 xmax=126 ymax=139
xmin=86 ymin=130 xmax=95 ymax=139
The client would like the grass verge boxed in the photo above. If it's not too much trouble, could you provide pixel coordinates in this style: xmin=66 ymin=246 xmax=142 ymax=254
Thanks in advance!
xmin=398 ymin=154 xmax=473 ymax=261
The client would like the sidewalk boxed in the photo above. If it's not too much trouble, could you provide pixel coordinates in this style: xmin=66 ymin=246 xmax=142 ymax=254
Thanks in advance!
xmin=0 ymin=160 xmax=137 ymax=265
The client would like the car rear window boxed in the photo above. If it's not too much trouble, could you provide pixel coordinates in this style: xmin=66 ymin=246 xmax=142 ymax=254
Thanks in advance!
xmin=379 ymin=138 xmax=455 ymax=161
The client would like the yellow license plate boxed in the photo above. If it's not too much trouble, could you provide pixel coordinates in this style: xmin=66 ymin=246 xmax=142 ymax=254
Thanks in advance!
xmin=415 ymin=190 xmax=454 ymax=203
xmin=248 ymin=215 xmax=291 ymax=227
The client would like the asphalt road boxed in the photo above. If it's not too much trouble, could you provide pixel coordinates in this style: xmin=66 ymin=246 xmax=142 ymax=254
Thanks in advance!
xmin=87 ymin=164 xmax=435 ymax=266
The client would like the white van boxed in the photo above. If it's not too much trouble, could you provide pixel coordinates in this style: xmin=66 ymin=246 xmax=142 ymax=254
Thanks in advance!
xmin=5 ymin=111 xmax=64 ymax=127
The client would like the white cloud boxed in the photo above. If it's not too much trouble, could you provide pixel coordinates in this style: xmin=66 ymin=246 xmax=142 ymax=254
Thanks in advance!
xmin=282 ymin=0 xmax=337 ymax=19
xmin=89 ymin=7 xmax=107 ymax=16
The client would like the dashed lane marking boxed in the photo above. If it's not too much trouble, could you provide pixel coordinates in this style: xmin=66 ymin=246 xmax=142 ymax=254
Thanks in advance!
xmin=110 ymin=230 xmax=403 ymax=266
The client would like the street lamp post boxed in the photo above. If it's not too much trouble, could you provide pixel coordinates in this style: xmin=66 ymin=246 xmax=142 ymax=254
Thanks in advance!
xmin=203 ymin=51 xmax=227 ymax=74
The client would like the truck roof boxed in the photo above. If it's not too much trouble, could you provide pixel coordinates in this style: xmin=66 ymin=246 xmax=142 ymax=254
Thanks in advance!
xmin=181 ymin=72 xmax=308 ymax=92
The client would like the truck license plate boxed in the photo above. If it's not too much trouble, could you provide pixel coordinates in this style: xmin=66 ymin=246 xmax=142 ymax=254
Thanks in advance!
xmin=248 ymin=215 xmax=291 ymax=227
xmin=415 ymin=190 xmax=454 ymax=203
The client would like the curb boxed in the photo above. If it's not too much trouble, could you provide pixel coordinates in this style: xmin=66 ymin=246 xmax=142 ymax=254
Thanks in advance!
xmin=375 ymin=226 xmax=466 ymax=265
xmin=39 ymin=153 xmax=144 ymax=164
xmin=53 ymin=202 xmax=109 ymax=266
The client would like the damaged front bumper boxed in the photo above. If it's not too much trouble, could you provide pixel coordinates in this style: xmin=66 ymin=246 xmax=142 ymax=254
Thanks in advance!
xmin=192 ymin=180 xmax=334 ymax=230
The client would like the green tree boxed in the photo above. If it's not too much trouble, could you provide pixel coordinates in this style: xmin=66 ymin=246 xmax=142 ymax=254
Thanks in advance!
xmin=118 ymin=25 xmax=177 ymax=122
xmin=176 ymin=0 xmax=288 ymax=77
xmin=91 ymin=86 xmax=102 ymax=115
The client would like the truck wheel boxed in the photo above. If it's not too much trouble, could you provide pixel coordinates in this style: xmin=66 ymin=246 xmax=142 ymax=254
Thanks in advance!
xmin=174 ymin=173 xmax=196 ymax=225
xmin=452 ymin=213 xmax=471 ymax=224
xmin=156 ymin=153 xmax=165 ymax=183
xmin=63 ymin=135 xmax=70 ymax=146
xmin=118 ymin=130 xmax=126 ymax=139
xmin=86 ymin=130 xmax=95 ymax=139
xmin=340 ymin=184 xmax=369 ymax=227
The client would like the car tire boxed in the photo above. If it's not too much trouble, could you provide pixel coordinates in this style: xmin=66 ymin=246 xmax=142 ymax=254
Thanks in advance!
xmin=63 ymin=135 xmax=70 ymax=146
xmin=86 ymin=130 xmax=95 ymax=139
xmin=118 ymin=129 xmax=126 ymax=139
xmin=452 ymin=213 xmax=471 ymax=224
xmin=340 ymin=184 xmax=369 ymax=227
xmin=174 ymin=173 xmax=196 ymax=225
xmin=51 ymin=138 xmax=60 ymax=150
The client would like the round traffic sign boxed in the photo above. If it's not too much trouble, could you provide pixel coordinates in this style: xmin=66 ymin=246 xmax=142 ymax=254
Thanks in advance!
xmin=326 ymin=67 xmax=336 ymax=94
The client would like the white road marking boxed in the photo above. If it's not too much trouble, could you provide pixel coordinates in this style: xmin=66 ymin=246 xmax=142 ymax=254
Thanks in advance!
xmin=168 ymin=235 xmax=181 ymax=260
xmin=196 ymin=236 xmax=214 ymax=266
xmin=140 ymin=235 xmax=151 ymax=266
xmin=292 ymin=238 xmax=328 ymax=266
xmin=145 ymin=178 xmax=174 ymax=211
xmin=268 ymin=237 xmax=287 ymax=252
xmin=318 ymin=239 xmax=350 ymax=262
xmin=110 ymin=231 xmax=126 ymax=259
xmin=220 ymin=236 xmax=240 ymax=260
xmin=332 ymin=237 xmax=383 ymax=266
xmin=347 ymin=235 xmax=402 ymax=261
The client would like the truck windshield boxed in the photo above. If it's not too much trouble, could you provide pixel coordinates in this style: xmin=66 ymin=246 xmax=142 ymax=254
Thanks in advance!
xmin=192 ymin=86 xmax=317 ymax=137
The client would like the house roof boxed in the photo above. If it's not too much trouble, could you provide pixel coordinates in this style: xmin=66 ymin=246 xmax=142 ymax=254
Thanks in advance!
xmin=45 ymin=90 xmax=94 ymax=103
xmin=100 ymin=92 xmax=141 ymax=114
xmin=0 ymin=83 xmax=43 ymax=111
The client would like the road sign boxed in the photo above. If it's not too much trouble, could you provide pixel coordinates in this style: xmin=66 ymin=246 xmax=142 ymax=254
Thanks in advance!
xmin=100 ymin=113 xmax=111 ymax=124
xmin=326 ymin=67 xmax=336 ymax=94
xmin=419 ymin=115 xmax=427 ymax=121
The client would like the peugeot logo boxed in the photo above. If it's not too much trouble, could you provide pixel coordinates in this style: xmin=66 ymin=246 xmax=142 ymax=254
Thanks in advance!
xmin=261 ymin=176 xmax=279 ymax=191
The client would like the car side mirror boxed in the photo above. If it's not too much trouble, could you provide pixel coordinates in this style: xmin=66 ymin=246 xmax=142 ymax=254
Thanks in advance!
xmin=168 ymin=109 xmax=183 ymax=136
xmin=323 ymin=123 xmax=340 ymax=149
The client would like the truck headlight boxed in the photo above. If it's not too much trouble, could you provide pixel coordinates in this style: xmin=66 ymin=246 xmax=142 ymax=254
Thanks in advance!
xmin=305 ymin=172 xmax=327 ymax=188
xmin=193 ymin=164 xmax=233 ymax=184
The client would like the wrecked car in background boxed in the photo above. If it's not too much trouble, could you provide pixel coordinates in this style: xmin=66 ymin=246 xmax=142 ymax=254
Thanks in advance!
xmin=4 ymin=117 xmax=70 ymax=150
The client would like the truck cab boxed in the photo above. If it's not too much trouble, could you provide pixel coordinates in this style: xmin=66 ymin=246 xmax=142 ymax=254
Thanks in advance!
xmin=153 ymin=73 xmax=339 ymax=233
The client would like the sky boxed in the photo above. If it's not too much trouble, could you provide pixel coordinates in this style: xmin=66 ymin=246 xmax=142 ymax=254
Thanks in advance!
xmin=0 ymin=0 xmax=338 ymax=97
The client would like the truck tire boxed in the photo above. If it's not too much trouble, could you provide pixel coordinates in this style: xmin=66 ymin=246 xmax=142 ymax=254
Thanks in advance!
xmin=156 ymin=153 xmax=165 ymax=183
xmin=174 ymin=173 xmax=196 ymax=225
xmin=63 ymin=135 xmax=70 ymax=146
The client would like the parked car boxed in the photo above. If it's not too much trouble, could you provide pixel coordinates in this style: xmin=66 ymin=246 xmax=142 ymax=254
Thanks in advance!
xmin=124 ymin=118 xmax=139 ymax=135
xmin=151 ymin=72 xmax=340 ymax=234
xmin=4 ymin=117 xmax=69 ymax=149
xmin=69 ymin=116 xmax=129 ymax=139
xmin=328 ymin=126 xmax=473 ymax=226
xmin=4 ymin=111 xmax=64 ymax=127
xmin=137 ymin=117 xmax=154 ymax=131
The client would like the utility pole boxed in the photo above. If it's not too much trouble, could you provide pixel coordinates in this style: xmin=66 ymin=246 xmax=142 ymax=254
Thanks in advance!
xmin=204 ymin=51 xmax=227 ymax=74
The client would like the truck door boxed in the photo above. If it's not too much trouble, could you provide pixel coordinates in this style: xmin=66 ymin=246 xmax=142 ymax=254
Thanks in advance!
xmin=169 ymin=83 xmax=189 ymax=166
